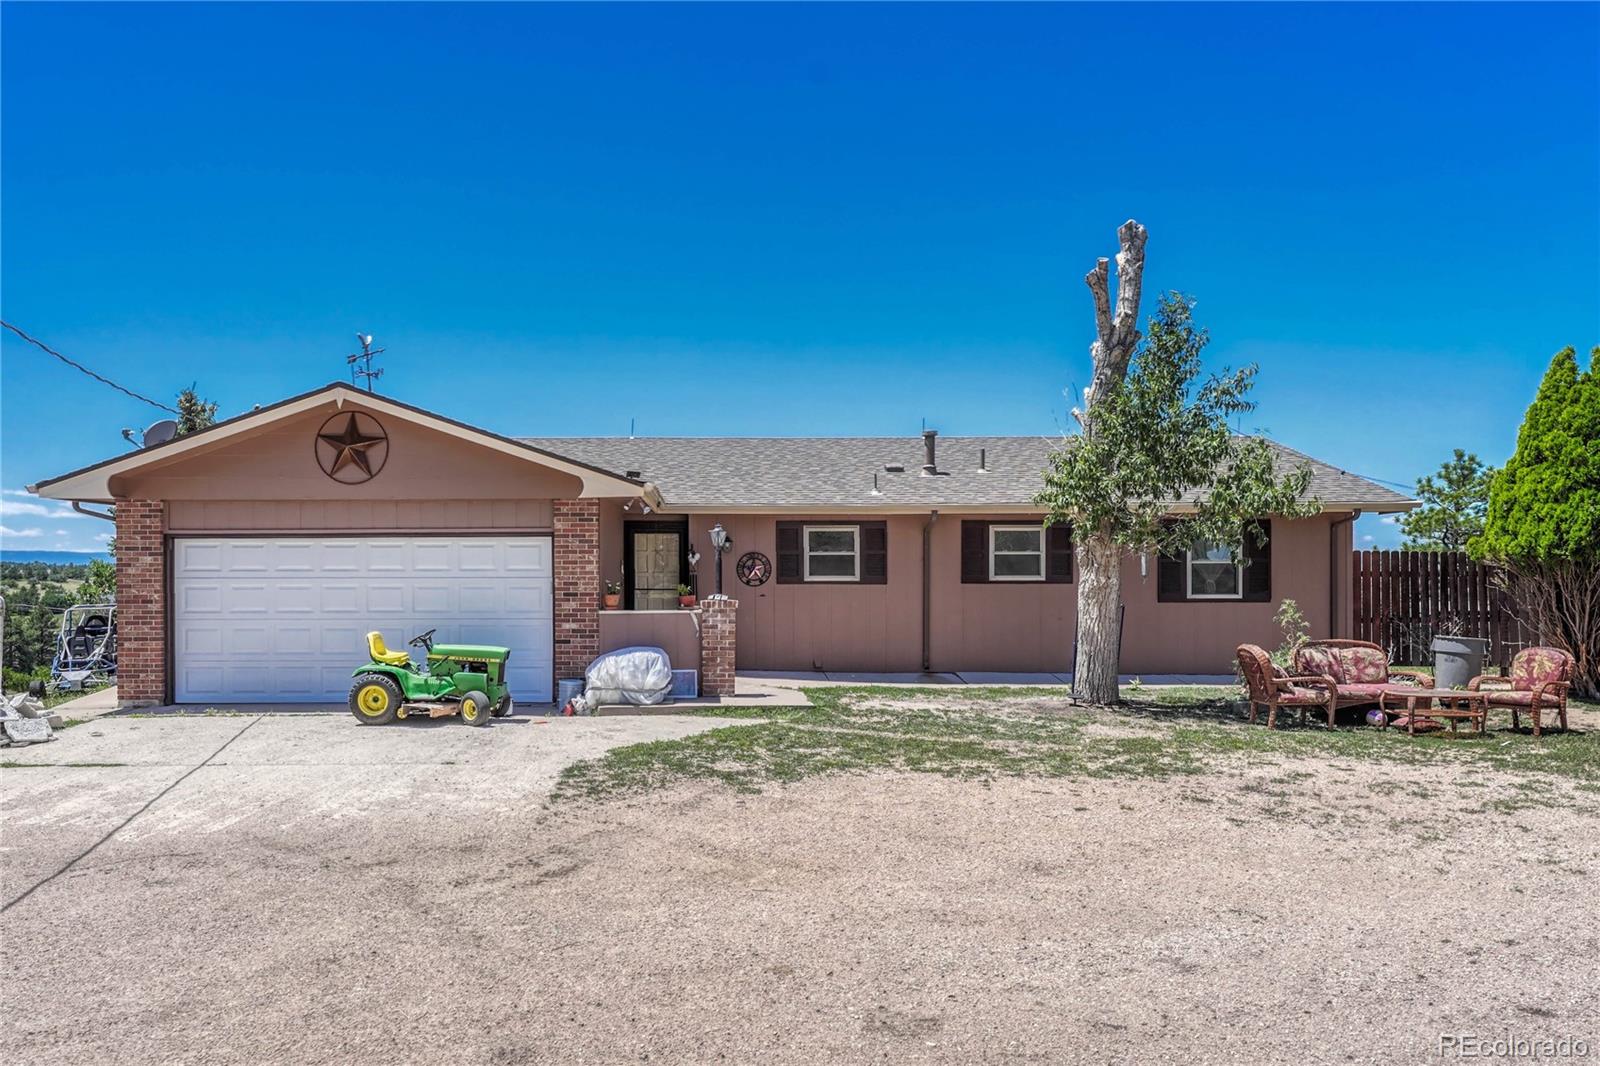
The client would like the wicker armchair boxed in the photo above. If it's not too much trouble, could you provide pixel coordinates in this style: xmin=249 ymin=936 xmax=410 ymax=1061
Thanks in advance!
xmin=1292 ymin=638 xmax=1431 ymax=710
xmin=1468 ymin=646 xmax=1574 ymax=737
xmin=1237 ymin=644 xmax=1338 ymax=729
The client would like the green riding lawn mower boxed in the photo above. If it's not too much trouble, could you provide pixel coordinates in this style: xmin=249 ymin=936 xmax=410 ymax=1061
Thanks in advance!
xmin=348 ymin=629 xmax=514 ymax=726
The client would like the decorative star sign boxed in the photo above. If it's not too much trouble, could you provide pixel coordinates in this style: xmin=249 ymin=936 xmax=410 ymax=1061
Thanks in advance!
xmin=315 ymin=412 xmax=389 ymax=482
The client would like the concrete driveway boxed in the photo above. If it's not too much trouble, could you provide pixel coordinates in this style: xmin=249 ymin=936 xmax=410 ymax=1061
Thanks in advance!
xmin=0 ymin=710 xmax=736 ymax=1064
xmin=3 ymin=711 xmax=728 ymax=907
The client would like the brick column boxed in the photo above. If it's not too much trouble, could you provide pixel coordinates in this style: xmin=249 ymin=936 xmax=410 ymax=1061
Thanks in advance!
xmin=700 ymin=594 xmax=739 ymax=697
xmin=115 ymin=499 xmax=166 ymax=707
xmin=553 ymin=498 xmax=601 ymax=687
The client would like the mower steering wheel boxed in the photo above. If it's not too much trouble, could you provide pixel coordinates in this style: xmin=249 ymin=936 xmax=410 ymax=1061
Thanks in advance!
xmin=408 ymin=628 xmax=437 ymax=651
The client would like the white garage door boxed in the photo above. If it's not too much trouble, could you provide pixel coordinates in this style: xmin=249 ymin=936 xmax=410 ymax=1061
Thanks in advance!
xmin=172 ymin=536 xmax=553 ymax=704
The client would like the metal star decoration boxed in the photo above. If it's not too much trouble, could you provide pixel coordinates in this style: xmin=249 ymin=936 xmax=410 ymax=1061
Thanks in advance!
xmin=316 ymin=413 xmax=387 ymax=481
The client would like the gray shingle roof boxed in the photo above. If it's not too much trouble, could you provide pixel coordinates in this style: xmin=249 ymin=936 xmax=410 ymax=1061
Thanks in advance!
xmin=519 ymin=435 xmax=1414 ymax=512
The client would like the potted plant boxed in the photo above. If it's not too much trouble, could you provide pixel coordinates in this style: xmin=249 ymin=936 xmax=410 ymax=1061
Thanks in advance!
xmin=603 ymin=580 xmax=621 ymax=611
xmin=677 ymin=583 xmax=697 ymax=609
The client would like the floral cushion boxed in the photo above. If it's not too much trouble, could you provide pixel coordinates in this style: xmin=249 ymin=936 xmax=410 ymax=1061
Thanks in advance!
xmin=1340 ymin=646 xmax=1390 ymax=684
xmin=1279 ymin=686 xmax=1330 ymax=705
xmin=1335 ymin=682 xmax=1392 ymax=700
xmin=1510 ymin=647 xmax=1571 ymax=690
xmin=1481 ymin=689 xmax=1546 ymax=706
xmin=1294 ymin=646 xmax=1344 ymax=683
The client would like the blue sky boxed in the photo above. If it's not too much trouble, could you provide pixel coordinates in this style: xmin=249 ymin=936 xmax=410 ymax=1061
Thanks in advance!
xmin=3 ymin=2 xmax=1597 ymax=553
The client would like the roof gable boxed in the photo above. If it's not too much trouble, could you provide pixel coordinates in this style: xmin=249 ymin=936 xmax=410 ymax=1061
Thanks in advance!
xmin=32 ymin=383 xmax=652 ymax=503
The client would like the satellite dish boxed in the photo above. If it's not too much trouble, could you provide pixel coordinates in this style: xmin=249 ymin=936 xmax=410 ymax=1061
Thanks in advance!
xmin=143 ymin=420 xmax=179 ymax=447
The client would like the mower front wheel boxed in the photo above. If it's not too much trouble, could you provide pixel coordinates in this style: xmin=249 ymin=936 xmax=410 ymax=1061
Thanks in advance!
xmin=458 ymin=689 xmax=492 ymax=727
xmin=350 ymin=673 xmax=402 ymax=725
xmin=492 ymin=694 xmax=514 ymax=718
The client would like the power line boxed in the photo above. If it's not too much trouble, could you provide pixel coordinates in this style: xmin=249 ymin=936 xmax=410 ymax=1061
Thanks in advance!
xmin=1 ymin=320 xmax=179 ymax=414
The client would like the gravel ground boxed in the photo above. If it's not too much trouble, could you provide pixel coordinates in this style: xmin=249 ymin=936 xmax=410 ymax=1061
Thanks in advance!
xmin=3 ymin=713 xmax=1597 ymax=1064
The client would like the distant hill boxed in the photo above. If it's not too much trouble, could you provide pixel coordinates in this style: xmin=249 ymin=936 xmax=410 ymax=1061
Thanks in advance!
xmin=1 ymin=550 xmax=114 ymax=565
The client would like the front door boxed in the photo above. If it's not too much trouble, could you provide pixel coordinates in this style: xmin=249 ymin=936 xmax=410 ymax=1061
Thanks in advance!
xmin=626 ymin=522 xmax=687 ymax=610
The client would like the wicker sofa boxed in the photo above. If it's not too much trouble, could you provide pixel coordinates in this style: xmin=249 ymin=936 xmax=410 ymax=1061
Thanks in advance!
xmin=1292 ymin=638 xmax=1431 ymax=712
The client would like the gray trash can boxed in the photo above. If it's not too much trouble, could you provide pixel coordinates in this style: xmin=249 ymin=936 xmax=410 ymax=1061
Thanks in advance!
xmin=1431 ymin=636 xmax=1489 ymax=690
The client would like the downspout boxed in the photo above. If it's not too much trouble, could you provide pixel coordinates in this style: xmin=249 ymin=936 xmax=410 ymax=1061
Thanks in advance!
xmin=72 ymin=501 xmax=116 ymax=522
xmin=1328 ymin=510 xmax=1360 ymax=637
xmin=922 ymin=509 xmax=939 ymax=672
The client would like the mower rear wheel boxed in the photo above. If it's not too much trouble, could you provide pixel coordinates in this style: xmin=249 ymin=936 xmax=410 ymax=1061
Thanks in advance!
xmin=459 ymin=689 xmax=492 ymax=727
xmin=492 ymin=694 xmax=514 ymax=718
xmin=350 ymin=674 xmax=402 ymax=725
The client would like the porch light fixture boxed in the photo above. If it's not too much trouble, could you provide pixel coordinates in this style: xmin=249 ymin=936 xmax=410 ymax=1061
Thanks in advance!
xmin=708 ymin=522 xmax=733 ymax=595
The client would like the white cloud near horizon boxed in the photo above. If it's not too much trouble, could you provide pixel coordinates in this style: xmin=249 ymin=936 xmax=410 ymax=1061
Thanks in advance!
xmin=1 ymin=525 xmax=46 ymax=538
xmin=0 ymin=495 xmax=89 ymax=521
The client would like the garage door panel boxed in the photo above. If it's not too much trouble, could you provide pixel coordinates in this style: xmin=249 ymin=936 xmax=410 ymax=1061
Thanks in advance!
xmin=177 ymin=541 xmax=225 ymax=573
xmin=226 ymin=626 xmax=274 ymax=655
xmin=319 ymin=625 xmax=367 ymax=655
xmin=276 ymin=584 xmax=318 ymax=614
xmin=179 ymin=583 xmax=225 ymax=614
xmin=319 ymin=542 xmax=363 ymax=573
xmin=224 ymin=585 xmax=272 ymax=614
xmin=319 ymin=583 xmax=364 ymax=613
xmin=367 ymin=541 xmax=410 ymax=572
xmin=174 ymin=536 xmax=552 ymax=703
xmin=274 ymin=541 xmax=321 ymax=572
xmin=503 ymin=582 xmax=551 ymax=615
xmin=503 ymin=540 xmax=550 ymax=573
xmin=275 ymin=625 xmax=317 ymax=655
xmin=177 ymin=626 xmax=223 ymax=656
xmin=412 ymin=541 xmax=454 ymax=572
xmin=413 ymin=584 xmax=453 ymax=613
xmin=366 ymin=583 xmax=408 ymax=614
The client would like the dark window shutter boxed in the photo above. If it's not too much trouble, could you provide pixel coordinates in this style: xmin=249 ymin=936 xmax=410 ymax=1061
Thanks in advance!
xmin=961 ymin=521 xmax=989 ymax=583
xmin=776 ymin=522 xmax=802 ymax=583
xmin=1044 ymin=523 xmax=1073 ymax=584
xmin=1157 ymin=550 xmax=1187 ymax=601
xmin=1156 ymin=519 xmax=1187 ymax=601
xmin=860 ymin=522 xmax=888 ymax=584
xmin=1242 ymin=519 xmax=1271 ymax=602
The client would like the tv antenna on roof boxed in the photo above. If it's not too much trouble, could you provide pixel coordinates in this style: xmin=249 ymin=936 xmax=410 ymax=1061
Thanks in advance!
xmin=346 ymin=333 xmax=385 ymax=392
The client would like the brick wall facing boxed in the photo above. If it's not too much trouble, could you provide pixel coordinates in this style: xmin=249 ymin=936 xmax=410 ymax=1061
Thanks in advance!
xmin=700 ymin=594 xmax=739 ymax=697
xmin=553 ymin=498 xmax=601 ymax=685
xmin=115 ymin=499 xmax=166 ymax=706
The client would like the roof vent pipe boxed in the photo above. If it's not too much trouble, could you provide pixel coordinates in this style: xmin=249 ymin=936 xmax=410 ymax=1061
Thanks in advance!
xmin=978 ymin=447 xmax=987 ymax=473
xmin=921 ymin=429 xmax=938 ymax=476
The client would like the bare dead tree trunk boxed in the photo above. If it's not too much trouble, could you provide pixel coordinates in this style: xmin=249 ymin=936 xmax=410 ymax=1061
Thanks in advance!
xmin=1073 ymin=220 xmax=1148 ymax=705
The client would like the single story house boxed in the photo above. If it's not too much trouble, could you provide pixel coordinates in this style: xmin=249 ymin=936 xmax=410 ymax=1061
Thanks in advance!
xmin=30 ymin=382 xmax=1414 ymax=707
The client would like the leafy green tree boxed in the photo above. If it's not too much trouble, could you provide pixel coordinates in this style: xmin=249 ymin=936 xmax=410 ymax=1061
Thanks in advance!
xmin=176 ymin=384 xmax=218 ymax=435
xmin=1401 ymin=450 xmax=1495 ymax=551
xmin=77 ymin=559 xmax=117 ymax=605
xmin=1038 ymin=223 xmax=1317 ymax=703
xmin=1471 ymin=346 xmax=1600 ymax=697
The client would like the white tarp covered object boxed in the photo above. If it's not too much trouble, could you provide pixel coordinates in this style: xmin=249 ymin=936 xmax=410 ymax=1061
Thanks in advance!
xmin=581 ymin=646 xmax=673 ymax=708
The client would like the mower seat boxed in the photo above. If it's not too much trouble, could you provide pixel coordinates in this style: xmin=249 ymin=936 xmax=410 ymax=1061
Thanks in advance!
xmin=366 ymin=631 xmax=411 ymax=667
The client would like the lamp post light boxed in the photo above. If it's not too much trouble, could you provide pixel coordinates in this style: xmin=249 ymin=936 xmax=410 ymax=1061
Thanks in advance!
xmin=708 ymin=522 xmax=732 ymax=596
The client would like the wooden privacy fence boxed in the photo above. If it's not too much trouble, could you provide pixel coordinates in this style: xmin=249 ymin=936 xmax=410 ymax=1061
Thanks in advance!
xmin=1352 ymin=550 xmax=1536 ymax=667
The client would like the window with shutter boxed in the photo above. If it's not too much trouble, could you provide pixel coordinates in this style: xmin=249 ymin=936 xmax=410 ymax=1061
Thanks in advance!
xmin=776 ymin=521 xmax=888 ymax=584
xmin=963 ymin=520 xmax=1072 ymax=584
xmin=1156 ymin=519 xmax=1272 ymax=602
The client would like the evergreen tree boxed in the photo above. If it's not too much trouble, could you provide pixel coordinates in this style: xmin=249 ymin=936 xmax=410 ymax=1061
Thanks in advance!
xmin=176 ymin=385 xmax=219 ymax=435
xmin=1472 ymin=346 xmax=1600 ymax=697
xmin=1401 ymin=450 xmax=1494 ymax=551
